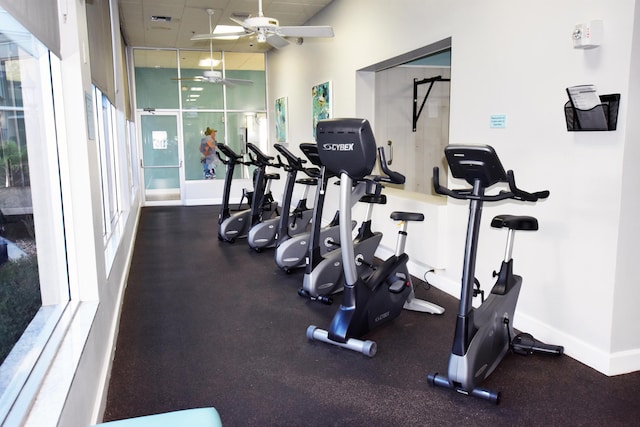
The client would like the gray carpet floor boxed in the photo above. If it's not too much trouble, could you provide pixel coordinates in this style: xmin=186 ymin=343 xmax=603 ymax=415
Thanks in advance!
xmin=103 ymin=205 xmax=640 ymax=426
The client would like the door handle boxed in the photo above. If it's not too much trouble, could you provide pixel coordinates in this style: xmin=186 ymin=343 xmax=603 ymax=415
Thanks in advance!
xmin=386 ymin=140 xmax=393 ymax=165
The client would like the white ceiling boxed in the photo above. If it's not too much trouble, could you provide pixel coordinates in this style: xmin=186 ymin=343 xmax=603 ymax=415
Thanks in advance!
xmin=118 ymin=0 xmax=334 ymax=53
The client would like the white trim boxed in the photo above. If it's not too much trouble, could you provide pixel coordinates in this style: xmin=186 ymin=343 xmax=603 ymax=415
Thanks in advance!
xmin=0 ymin=304 xmax=66 ymax=423
xmin=90 ymin=208 xmax=141 ymax=425
xmin=21 ymin=302 xmax=97 ymax=427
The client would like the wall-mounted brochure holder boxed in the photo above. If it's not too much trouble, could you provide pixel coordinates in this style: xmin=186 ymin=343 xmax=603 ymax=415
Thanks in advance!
xmin=564 ymin=93 xmax=620 ymax=131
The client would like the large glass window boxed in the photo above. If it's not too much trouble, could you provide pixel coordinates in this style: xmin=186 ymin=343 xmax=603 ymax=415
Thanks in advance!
xmin=95 ymin=88 xmax=121 ymax=237
xmin=0 ymin=7 xmax=69 ymax=420
xmin=0 ymin=16 xmax=44 ymax=363
xmin=134 ymin=50 xmax=179 ymax=110
xmin=225 ymin=52 xmax=266 ymax=111
xmin=183 ymin=111 xmax=224 ymax=181
xmin=179 ymin=50 xmax=223 ymax=110
xmin=134 ymin=49 xmax=267 ymax=183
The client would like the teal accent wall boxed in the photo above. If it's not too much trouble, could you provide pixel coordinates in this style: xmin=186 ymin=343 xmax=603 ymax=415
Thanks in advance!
xmin=226 ymin=70 xmax=267 ymax=110
xmin=135 ymin=59 xmax=266 ymax=182
xmin=135 ymin=68 xmax=266 ymax=111
xmin=135 ymin=67 xmax=180 ymax=109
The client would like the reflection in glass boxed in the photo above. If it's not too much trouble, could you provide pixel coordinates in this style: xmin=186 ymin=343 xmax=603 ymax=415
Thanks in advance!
xmin=183 ymin=112 xmax=224 ymax=181
xmin=141 ymin=115 xmax=180 ymax=201
xmin=133 ymin=48 xmax=267 ymax=183
xmin=0 ymin=17 xmax=42 ymax=367
xmin=178 ymin=50 xmax=223 ymax=110
xmin=134 ymin=49 xmax=180 ymax=109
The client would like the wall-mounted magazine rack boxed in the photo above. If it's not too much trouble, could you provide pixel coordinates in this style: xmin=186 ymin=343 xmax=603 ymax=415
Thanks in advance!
xmin=564 ymin=93 xmax=620 ymax=131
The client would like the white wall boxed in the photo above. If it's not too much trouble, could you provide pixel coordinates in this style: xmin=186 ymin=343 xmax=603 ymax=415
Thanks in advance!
xmin=612 ymin=0 xmax=640 ymax=370
xmin=266 ymin=0 xmax=639 ymax=375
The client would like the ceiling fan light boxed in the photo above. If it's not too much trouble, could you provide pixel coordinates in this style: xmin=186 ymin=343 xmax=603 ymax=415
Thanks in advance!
xmin=198 ymin=58 xmax=221 ymax=67
xmin=257 ymin=32 xmax=267 ymax=43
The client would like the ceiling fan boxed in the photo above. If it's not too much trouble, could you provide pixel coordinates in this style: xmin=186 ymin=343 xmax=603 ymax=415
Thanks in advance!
xmin=174 ymin=9 xmax=253 ymax=86
xmin=190 ymin=0 xmax=334 ymax=49
xmin=178 ymin=69 xmax=252 ymax=85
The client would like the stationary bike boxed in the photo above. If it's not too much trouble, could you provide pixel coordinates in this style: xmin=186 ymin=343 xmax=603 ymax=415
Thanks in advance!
xmin=247 ymin=143 xmax=316 ymax=251
xmin=298 ymin=141 xmax=392 ymax=303
xmin=427 ymin=144 xmax=563 ymax=403
xmin=299 ymin=174 xmax=384 ymax=304
xmin=275 ymin=143 xmax=351 ymax=274
xmin=306 ymin=118 xmax=444 ymax=357
xmin=217 ymin=142 xmax=279 ymax=242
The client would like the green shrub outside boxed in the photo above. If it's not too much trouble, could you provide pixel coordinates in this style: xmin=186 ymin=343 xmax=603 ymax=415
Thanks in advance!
xmin=0 ymin=255 xmax=41 ymax=364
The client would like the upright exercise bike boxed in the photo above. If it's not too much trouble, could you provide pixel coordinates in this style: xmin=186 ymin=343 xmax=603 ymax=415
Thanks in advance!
xmin=275 ymin=143 xmax=350 ymax=274
xmin=217 ymin=142 xmax=279 ymax=242
xmin=306 ymin=118 xmax=444 ymax=357
xmin=427 ymin=144 xmax=563 ymax=403
xmin=247 ymin=143 xmax=316 ymax=251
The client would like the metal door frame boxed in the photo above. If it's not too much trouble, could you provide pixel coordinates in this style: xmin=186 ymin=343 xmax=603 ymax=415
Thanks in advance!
xmin=137 ymin=111 xmax=184 ymax=206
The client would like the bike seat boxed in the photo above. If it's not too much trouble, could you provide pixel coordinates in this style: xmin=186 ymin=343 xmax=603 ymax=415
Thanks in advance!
xmin=390 ymin=211 xmax=424 ymax=222
xmin=491 ymin=214 xmax=538 ymax=231
xmin=359 ymin=194 xmax=387 ymax=204
xmin=303 ymin=167 xmax=322 ymax=179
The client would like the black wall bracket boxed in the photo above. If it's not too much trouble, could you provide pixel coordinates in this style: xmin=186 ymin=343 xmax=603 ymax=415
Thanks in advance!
xmin=412 ymin=76 xmax=450 ymax=132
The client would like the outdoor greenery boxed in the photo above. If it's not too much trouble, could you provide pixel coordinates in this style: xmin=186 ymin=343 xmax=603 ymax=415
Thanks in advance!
xmin=0 ymin=255 xmax=40 ymax=364
xmin=0 ymin=140 xmax=30 ymax=188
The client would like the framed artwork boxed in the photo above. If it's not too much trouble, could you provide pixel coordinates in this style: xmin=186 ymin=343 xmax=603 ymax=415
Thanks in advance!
xmin=312 ymin=81 xmax=331 ymax=138
xmin=275 ymin=97 xmax=288 ymax=143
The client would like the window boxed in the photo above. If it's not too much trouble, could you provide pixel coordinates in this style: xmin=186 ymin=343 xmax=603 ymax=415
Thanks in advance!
xmin=0 ymin=8 xmax=69 ymax=422
xmin=133 ymin=49 xmax=267 ymax=183
xmin=95 ymin=87 xmax=121 ymax=238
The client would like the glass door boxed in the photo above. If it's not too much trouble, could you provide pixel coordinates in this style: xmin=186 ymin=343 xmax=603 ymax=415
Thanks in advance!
xmin=139 ymin=113 xmax=182 ymax=203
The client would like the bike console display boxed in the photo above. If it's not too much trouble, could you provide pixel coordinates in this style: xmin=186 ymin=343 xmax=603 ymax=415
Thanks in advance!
xmin=444 ymin=144 xmax=508 ymax=187
xmin=316 ymin=118 xmax=377 ymax=180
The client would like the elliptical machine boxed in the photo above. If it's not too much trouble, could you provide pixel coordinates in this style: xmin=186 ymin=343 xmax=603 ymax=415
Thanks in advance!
xmin=217 ymin=142 xmax=279 ymax=242
xmin=427 ymin=144 xmax=563 ymax=404
xmin=247 ymin=143 xmax=316 ymax=252
xmin=306 ymin=118 xmax=444 ymax=357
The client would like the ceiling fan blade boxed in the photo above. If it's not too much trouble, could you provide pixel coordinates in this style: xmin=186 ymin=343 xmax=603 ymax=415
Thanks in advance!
xmin=229 ymin=16 xmax=256 ymax=32
xmin=266 ymin=34 xmax=289 ymax=49
xmin=278 ymin=26 xmax=334 ymax=38
xmin=222 ymin=78 xmax=254 ymax=86
xmin=171 ymin=76 xmax=205 ymax=81
xmin=191 ymin=31 xmax=248 ymax=41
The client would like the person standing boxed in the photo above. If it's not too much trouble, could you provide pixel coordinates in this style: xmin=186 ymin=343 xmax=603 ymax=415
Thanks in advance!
xmin=199 ymin=127 xmax=217 ymax=179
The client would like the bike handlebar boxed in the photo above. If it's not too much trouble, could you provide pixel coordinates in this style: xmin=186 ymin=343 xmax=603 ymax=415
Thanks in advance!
xmin=246 ymin=142 xmax=275 ymax=166
xmin=274 ymin=143 xmax=307 ymax=172
xmin=216 ymin=143 xmax=249 ymax=166
xmin=433 ymin=167 xmax=549 ymax=202
xmin=376 ymin=147 xmax=405 ymax=184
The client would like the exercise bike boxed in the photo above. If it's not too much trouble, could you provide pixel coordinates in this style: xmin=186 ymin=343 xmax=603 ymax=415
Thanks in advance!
xmin=275 ymin=143 xmax=351 ymax=274
xmin=298 ymin=179 xmax=384 ymax=304
xmin=297 ymin=142 xmax=391 ymax=303
xmin=247 ymin=143 xmax=316 ymax=252
xmin=427 ymin=144 xmax=563 ymax=404
xmin=217 ymin=142 xmax=279 ymax=243
xmin=306 ymin=118 xmax=444 ymax=357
